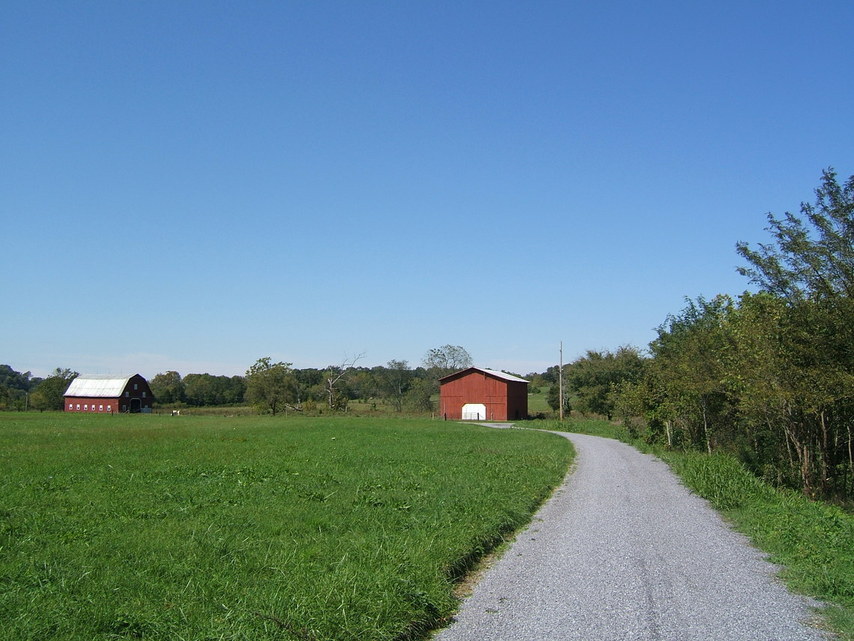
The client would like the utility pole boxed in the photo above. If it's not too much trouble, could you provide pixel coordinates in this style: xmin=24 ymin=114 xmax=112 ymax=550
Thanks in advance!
xmin=559 ymin=341 xmax=564 ymax=421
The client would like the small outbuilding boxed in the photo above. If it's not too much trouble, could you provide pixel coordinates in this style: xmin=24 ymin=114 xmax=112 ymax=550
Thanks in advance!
xmin=439 ymin=367 xmax=529 ymax=421
xmin=64 ymin=374 xmax=154 ymax=413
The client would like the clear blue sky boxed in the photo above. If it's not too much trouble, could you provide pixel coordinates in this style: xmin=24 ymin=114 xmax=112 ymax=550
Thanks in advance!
xmin=2 ymin=1 xmax=852 ymax=379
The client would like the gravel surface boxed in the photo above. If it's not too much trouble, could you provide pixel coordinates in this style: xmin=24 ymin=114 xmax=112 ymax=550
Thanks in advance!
xmin=434 ymin=431 xmax=830 ymax=640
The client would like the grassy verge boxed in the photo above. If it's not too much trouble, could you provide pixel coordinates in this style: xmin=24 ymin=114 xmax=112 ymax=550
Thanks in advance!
xmin=0 ymin=413 xmax=572 ymax=641
xmin=536 ymin=417 xmax=854 ymax=639
xmin=661 ymin=451 xmax=854 ymax=639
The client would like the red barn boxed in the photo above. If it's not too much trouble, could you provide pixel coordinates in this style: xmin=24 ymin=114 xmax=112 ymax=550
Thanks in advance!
xmin=64 ymin=374 xmax=154 ymax=413
xmin=439 ymin=367 xmax=529 ymax=421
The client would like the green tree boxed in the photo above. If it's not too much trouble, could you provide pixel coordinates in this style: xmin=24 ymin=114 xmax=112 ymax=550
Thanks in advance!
xmin=382 ymin=360 xmax=412 ymax=412
xmin=150 ymin=371 xmax=185 ymax=405
xmin=182 ymin=373 xmax=246 ymax=406
xmin=613 ymin=373 xmax=675 ymax=444
xmin=183 ymin=374 xmax=215 ymax=406
xmin=736 ymin=168 xmax=854 ymax=301
xmin=405 ymin=376 xmax=435 ymax=412
xmin=29 ymin=368 xmax=78 ymax=411
xmin=0 ymin=365 xmax=37 ymax=410
xmin=566 ymin=346 xmax=645 ymax=420
xmin=293 ymin=368 xmax=323 ymax=405
xmin=734 ymin=168 xmax=854 ymax=497
xmin=224 ymin=376 xmax=247 ymax=405
xmin=648 ymin=296 xmax=736 ymax=453
xmin=245 ymin=357 xmax=296 ymax=415
xmin=0 ymin=364 xmax=35 ymax=391
xmin=729 ymin=292 xmax=854 ymax=497
xmin=349 ymin=367 xmax=380 ymax=403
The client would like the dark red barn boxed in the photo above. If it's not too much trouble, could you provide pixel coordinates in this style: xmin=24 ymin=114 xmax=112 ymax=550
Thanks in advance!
xmin=439 ymin=367 xmax=528 ymax=421
xmin=64 ymin=374 xmax=154 ymax=413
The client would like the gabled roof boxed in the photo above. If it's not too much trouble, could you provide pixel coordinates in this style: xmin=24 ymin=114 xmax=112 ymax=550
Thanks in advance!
xmin=439 ymin=367 xmax=529 ymax=384
xmin=64 ymin=375 xmax=136 ymax=398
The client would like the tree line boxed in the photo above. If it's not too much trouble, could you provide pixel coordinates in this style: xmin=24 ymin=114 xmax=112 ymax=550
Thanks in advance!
xmin=0 ymin=366 xmax=78 ymax=412
xmin=552 ymin=169 xmax=852 ymax=501
xmin=202 ymin=345 xmax=474 ymax=414
xmin=0 ymin=344 xmax=476 ymax=415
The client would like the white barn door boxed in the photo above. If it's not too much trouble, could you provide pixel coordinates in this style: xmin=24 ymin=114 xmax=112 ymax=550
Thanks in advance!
xmin=461 ymin=403 xmax=487 ymax=421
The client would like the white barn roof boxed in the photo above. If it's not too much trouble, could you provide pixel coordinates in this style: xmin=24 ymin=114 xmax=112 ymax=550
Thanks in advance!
xmin=477 ymin=368 xmax=529 ymax=383
xmin=440 ymin=367 xmax=529 ymax=384
xmin=64 ymin=376 xmax=134 ymax=398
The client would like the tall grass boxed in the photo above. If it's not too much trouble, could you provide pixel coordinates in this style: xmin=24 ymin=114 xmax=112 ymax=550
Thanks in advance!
xmin=0 ymin=413 xmax=572 ymax=641
xmin=540 ymin=416 xmax=854 ymax=639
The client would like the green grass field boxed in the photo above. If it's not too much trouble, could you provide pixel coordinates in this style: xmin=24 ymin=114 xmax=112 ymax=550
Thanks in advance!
xmin=0 ymin=413 xmax=572 ymax=641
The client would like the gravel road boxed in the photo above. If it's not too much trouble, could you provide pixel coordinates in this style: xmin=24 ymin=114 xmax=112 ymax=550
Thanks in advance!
xmin=434 ymin=431 xmax=830 ymax=640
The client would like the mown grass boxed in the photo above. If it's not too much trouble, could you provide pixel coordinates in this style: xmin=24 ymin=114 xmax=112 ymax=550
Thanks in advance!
xmin=526 ymin=390 xmax=552 ymax=415
xmin=537 ymin=417 xmax=854 ymax=640
xmin=0 ymin=413 xmax=572 ymax=641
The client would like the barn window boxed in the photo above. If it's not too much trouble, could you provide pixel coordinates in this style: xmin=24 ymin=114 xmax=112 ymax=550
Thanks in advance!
xmin=84 ymin=404 xmax=88 ymax=411
xmin=107 ymin=405 xmax=112 ymax=412
xmin=76 ymin=404 xmax=80 ymax=410
xmin=134 ymin=384 xmax=138 ymax=391
xmin=142 ymin=392 xmax=146 ymax=398
xmin=125 ymin=392 xmax=129 ymax=397
xmin=99 ymin=405 xmax=104 ymax=412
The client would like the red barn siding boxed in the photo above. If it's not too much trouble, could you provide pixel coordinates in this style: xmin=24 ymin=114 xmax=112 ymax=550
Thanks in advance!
xmin=65 ymin=398 xmax=119 ymax=413
xmin=439 ymin=368 xmax=528 ymax=421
